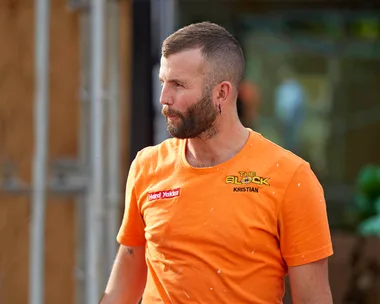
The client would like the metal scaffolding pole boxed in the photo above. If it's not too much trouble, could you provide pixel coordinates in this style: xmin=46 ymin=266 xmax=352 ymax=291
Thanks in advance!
xmin=106 ymin=0 xmax=121 ymax=276
xmin=76 ymin=7 xmax=91 ymax=304
xmin=86 ymin=0 xmax=106 ymax=302
xmin=30 ymin=0 xmax=50 ymax=303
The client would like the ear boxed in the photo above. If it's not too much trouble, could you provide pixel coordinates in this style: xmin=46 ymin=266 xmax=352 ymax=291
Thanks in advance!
xmin=214 ymin=81 xmax=233 ymax=106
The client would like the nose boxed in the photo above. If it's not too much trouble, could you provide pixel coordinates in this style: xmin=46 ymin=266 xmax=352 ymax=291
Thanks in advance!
xmin=159 ymin=84 xmax=174 ymax=106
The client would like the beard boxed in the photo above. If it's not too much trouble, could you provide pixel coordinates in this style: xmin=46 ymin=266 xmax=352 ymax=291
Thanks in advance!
xmin=162 ymin=88 xmax=219 ymax=139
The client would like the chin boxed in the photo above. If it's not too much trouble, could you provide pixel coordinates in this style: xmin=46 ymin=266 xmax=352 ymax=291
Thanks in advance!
xmin=168 ymin=131 xmax=202 ymax=139
xmin=168 ymin=132 xmax=186 ymax=139
xmin=167 ymin=128 xmax=188 ymax=139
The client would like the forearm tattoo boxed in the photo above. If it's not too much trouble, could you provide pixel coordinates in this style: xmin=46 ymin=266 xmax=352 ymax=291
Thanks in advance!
xmin=126 ymin=246 xmax=134 ymax=256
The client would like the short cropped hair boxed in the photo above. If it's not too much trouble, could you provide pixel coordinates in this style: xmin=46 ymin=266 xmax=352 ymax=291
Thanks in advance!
xmin=162 ymin=21 xmax=245 ymax=90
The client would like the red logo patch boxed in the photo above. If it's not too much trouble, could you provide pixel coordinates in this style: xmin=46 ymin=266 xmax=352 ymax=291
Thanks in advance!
xmin=148 ymin=188 xmax=180 ymax=201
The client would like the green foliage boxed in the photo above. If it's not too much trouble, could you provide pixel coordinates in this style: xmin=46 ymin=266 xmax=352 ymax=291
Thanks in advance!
xmin=353 ymin=165 xmax=380 ymax=236
xmin=357 ymin=165 xmax=380 ymax=200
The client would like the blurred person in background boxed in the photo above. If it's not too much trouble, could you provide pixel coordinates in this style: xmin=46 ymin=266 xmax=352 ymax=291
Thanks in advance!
xmin=237 ymin=79 xmax=261 ymax=129
xmin=100 ymin=22 xmax=333 ymax=304
xmin=274 ymin=65 xmax=306 ymax=155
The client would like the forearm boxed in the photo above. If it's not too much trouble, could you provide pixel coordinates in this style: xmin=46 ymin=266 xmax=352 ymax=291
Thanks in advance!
xmin=100 ymin=246 xmax=147 ymax=304
xmin=291 ymin=290 xmax=333 ymax=304
xmin=289 ymin=259 xmax=333 ymax=304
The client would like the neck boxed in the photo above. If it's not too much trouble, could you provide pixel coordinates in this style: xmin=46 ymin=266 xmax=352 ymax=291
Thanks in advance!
xmin=185 ymin=114 xmax=250 ymax=168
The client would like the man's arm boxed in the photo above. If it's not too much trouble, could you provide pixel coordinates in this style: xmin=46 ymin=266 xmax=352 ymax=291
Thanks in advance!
xmin=100 ymin=245 xmax=147 ymax=304
xmin=288 ymin=258 xmax=333 ymax=304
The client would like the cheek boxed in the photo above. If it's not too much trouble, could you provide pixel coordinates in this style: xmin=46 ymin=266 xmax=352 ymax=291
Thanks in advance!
xmin=175 ymin=91 xmax=199 ymax=109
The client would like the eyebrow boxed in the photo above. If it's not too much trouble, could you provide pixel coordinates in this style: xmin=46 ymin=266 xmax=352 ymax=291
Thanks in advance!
xmin=159 ymin=77 xmax=187 ymax=85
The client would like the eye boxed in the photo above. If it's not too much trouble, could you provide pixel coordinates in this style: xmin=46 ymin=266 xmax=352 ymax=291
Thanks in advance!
xmin=174 ymin=82 xmax=183 ymax=88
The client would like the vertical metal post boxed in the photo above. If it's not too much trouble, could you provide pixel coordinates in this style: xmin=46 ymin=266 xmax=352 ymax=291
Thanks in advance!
xmin=86 ymin=0 xmax=105 ymax=302
xmin=30 ymin=0 xmax=50 ymax=303
xmin=151 ymin=0 xmax=177 ymax=144
xmin=76 ymin=7 xmax=91 ymax=304
xmin=106 ymin=0 xmax=121 ymax=276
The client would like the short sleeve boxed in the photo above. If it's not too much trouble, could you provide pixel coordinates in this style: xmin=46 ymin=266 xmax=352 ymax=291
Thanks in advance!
xmin=116 ymin=158 xmax=146 ymax=246
xmin=279 ymin=162 xmax=333 ymax=267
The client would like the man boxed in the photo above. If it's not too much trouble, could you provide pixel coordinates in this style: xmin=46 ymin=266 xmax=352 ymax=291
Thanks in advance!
xmin=101 ymin=22 xmax=333 ymax=304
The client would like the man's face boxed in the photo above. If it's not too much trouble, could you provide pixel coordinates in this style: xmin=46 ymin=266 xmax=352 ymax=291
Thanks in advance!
xmin=159 ymin=49 xmax=218 ymax=139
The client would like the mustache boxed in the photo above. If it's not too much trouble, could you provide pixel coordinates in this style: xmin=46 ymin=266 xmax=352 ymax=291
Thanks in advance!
xmin=162 ymin=107 xmax=183 ymax=118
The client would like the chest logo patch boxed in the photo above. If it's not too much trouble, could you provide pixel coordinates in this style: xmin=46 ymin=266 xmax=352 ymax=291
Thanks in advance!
xmin=225 ymin=171 xmax=270 ymax=186
xmin=226 ymin=171 xmax=270 ymax=193
xmin=148 ymin=188 xmax=180 ymax=201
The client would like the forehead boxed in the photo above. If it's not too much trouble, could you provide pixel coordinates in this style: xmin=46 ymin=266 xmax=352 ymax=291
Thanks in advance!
xmin=159 ymin=48 xmax=205 ymax=80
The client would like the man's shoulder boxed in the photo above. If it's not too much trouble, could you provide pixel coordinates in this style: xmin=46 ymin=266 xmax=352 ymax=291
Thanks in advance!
xmin=255 ymin=132 xmax=306 ymax=170
xmin=135 ymin=137 xmax=182 ymax=165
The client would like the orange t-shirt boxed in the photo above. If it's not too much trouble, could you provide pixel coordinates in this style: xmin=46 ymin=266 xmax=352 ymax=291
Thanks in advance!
xmin=117 ymin=129 xmax=333 ymax=304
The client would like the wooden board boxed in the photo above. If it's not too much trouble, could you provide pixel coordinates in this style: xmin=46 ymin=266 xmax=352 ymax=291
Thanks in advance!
xmin=0 ymin=0 xmax=133 ymax=302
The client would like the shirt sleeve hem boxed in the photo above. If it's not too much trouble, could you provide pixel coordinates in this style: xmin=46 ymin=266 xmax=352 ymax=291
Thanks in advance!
xmin=284 ymin=243 xmax=334 ymax=267
xmin=116 ymin=234 xmax=146 ymax=247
